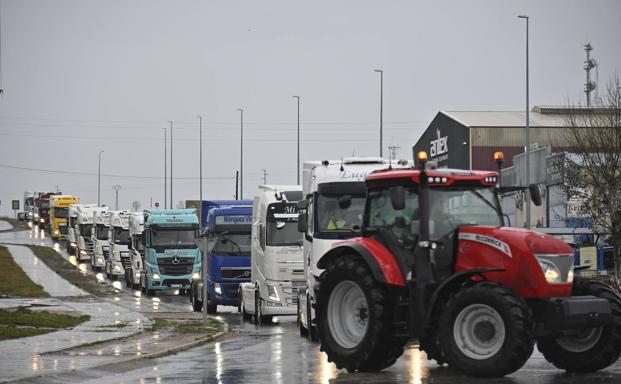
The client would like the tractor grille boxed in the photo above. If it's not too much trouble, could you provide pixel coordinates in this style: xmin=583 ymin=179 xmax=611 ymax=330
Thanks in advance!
xmin=157 ymin=256 xmax=194 ymax=276
xmin=221 ymin=268 xmax=251 ymax=280
xmin=120 ymin=252 xmax=131 ymax=270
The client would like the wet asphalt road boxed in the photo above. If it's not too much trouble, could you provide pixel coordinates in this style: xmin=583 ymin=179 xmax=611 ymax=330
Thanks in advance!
xmin=4 ymin=225 xmax=621 ymax=383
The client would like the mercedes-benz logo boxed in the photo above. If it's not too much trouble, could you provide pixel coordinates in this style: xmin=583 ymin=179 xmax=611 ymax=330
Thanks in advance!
xmin=172 ymin=256 xmax=180 ymax=265
xmin=243 ymin=270 xmax=250 ymax=277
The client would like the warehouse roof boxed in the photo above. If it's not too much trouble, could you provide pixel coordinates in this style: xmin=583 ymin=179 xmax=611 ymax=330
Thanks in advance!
xmin=441 ymin=107 xmax=567 ymax=128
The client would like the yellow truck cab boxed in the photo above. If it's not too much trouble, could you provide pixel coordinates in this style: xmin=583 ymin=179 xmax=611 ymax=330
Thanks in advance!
xmin=50 ymin=195 xmax=80 ymax=240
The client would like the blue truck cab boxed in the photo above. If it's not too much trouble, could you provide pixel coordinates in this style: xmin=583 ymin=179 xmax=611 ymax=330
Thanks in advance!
xmin=191 ymin=200 xmax=252 ymax=314
xmin=140 ymin=208 xmax=201 ymax=296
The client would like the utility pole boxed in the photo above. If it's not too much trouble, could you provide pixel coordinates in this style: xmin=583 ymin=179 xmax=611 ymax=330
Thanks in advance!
xmin=113 ymin=185 xmax=121 ymax=210
xmin=169 ymin=120 xmax=173 ymax=209
xmin=260 ymin=169 xmax=269 ymax=185
xmin=293 ymin=95 xmax=300 ymax=184
xmin=163 ymin=128 xmax=167 ymax=209
xmin=98 ymin=151 xmax=104 ymax=206
xmin=236 ymin=108 xmax=244 ymax=199
xmin=235 ymin=171 xmax=239 ymax=200
xmin=197 ymin=115 xmax=203 ymax=225
xmin=374 ymin=69 xmax=384 ymax=157
xmin=518 ymin=15 xmax=531 ymax=228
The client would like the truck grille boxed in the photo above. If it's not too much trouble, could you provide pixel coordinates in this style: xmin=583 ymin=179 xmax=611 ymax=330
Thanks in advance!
xmin=59 ymin=226 xmax=68 ymax=235
xmin=223 ymin=283 xmax=241 ymax=299
xmin=157 ymin=256 xmax=194 ymax=276
xmin=120 ymin=252 xmax=131 ymax=269
xmin=221 ymin=268 xmax=251 ymax=279
xmin=84 ymin=238 xmax=93 ymax=252
xmin=102 ymin=247 xmax=110 ymax=260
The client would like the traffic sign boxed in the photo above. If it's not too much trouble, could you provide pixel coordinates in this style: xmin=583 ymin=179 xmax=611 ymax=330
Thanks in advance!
xmin=12 ymin=200 xmax=19 ymax=210
xmin=155 ymin=202 xmax=160 ymax=208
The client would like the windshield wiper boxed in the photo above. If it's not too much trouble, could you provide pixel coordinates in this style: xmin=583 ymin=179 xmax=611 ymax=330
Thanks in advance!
xmin=471 ymin=190 xmax=500 ymax=214
xmin=216 ymin=232 xmax=244 ymax=255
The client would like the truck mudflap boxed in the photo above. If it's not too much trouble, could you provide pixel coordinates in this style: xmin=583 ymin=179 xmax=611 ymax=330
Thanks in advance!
xmin=535 ymin=295 xmax=612 ymax=334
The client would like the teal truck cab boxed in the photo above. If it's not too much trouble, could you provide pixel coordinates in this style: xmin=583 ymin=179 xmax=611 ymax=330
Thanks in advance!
xmin=140 ymin=209 xmax=201 ymax=296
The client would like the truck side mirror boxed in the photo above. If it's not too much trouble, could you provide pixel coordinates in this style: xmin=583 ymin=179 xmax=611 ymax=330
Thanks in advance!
xmin=297 ymin=200 xmax=308 ymax=210
xmin=529 ymin=184 xmax=542 ymax=207
xmin=141 ymin=231 xmax=147 ymax=246
xmin=390 ymin=186 xmax=406 ymax=211
xmin=298 ymin=213 xmax=308 ymax=233
xmin=128 ymin=241 xmax=133 ymax=250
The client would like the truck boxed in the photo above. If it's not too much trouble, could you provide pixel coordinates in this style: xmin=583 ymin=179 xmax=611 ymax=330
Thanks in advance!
xmin=239 ymin=186 xmax=304 ymax=324
xmin=296 ymin=157 xmax=411 ymax=339
xmin=49 ymin=195 xmax=80 ymax=241
xmin=67 ymin=203 xmax=97 ymax=256
xmin=91 ymin=209 xmax=111 ymax=272
xmin=140 ymin=209 xmax=201 ymax=296
xmin=76 ymin=205 xmax=104 ymax=262
xmin=191 ymin=200 xmax=253 ymax=314
xmin=313 ymin=150 xmax=621 ymax=376
xmin=106 ymin=210 xmax=131 ymax=281
xmin=34 ymin=192 xmax=59 ymax=230
xmin=125 ymin=212 xmax=145 ymax=289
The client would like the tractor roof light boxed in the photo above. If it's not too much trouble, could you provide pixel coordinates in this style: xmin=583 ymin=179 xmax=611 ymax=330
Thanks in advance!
xmin=493 ymin=151 xmax=504 ymax=161
xmin=416 ymin=151 xmax=428 ymax=170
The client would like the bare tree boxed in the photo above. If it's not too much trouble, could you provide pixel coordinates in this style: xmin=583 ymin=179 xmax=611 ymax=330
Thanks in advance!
xmin=559 ymin=74 xmax=621 ymax=276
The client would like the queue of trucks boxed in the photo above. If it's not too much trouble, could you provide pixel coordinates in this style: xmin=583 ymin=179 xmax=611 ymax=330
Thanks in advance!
xmin=16 ymin=151 xmax=621 ymax=377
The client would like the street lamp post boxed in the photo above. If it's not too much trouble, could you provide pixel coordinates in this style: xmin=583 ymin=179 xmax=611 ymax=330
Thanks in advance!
xmin=197 ymin=115 xmax=203 ymax=224
xmin=236 ymin=108 xmax=244 ymax=199
xmin=163 ymin=128 xmax=167 ymax=209
xmin=169 ymin=120 xmax=173 ymax=209
xmin=374 ymin=69 xmax=384 ymax=158
xmin=293 ymin=96 xmax=300 ymax=184
xmin=98 ymin=151 xmax=104 ymax=206
xmin=518 ymin=15 xmax=531 ymax=228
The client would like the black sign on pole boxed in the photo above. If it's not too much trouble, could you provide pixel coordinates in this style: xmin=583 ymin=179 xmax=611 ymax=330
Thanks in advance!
xmin=12 ymin=200 xmax=19 ymax=210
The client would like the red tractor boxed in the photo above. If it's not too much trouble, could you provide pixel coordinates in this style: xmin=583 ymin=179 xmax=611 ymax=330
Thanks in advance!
xmin=315 ymin=151 xmax=621 ymax=377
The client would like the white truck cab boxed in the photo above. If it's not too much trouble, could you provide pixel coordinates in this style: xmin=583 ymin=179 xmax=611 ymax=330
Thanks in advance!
xmin=76 ymin=205 xmax=104 ymax=262
xmin=240 ymin=185 xmax=304 ymax=324
xmin=296 ymin=157 xmax=411 ymax=338
xmin=67 ymin=204 xmax=97 ymax=260
xmin=125 ymin=212 xmax=144 ymax=289
xmin=91 ymin=210 xmax=111 ymax=272
xmin=106 ymin=210 xmax=131 ymax=280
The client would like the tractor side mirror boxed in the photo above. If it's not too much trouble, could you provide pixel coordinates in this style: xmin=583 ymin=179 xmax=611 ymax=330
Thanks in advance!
xmin=297 ymin=200 xmax=308 ymax=210
xmin=390 ymin=186 xmax=406 ymax=211
xmin=298 ymin=213 xmax=308 ymax=233
xmin=529 ymin=184 xmax=542 ymax=207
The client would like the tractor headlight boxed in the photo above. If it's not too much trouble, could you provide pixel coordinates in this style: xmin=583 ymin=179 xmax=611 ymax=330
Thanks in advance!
xmin=538 ymin=259 xmax=561 ymax=283
xmin=535 ymin=254 xmax=574 ymax=284
xmin=267 ymin=284 xmax=280 ymax=301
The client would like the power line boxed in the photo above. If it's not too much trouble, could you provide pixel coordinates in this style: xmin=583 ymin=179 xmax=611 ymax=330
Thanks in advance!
xmin=0 ymin=163 xmax=235 ymax=180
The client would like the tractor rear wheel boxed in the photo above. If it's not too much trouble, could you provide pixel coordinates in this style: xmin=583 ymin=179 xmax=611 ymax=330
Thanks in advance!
xmin=438 ymin=281 xmax=534 ymax=377
xmin=317 ymin=254 xmax=407 ymax=372
xmin=537 ymin=279 xmax=621 ymax=372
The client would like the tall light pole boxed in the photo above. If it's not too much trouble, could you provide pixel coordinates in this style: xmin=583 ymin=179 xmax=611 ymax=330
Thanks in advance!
xmin=197 ymin=115 xmax=203 ymax=225
xmin=518 ymin=15 xmax=531 ymax=228
xmin=163 ymin=128 xmax=167 ymax=209
xmin=169 ymin=120 xmax=173 ymax=209
xmin=374 ymin=69 xmax=384 ymax=158
xmin=237 ymin=108 xmax=244 ymax=200
xmin=293 ymin=96 xmax=300 ymax=185
xmin=98 ymin=151 xmax=104 ymax=206
xmin=113 ymin=185 xmax=121 ymax=210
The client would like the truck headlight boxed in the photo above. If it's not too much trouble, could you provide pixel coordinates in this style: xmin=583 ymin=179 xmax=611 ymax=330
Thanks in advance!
xmin=267 ymin=284 xmax=280 ymax=301
xmin=40 ymin=218 xmax=45 ymax=223
xmin=70 ymin=242 xmax=77 ymax=248
xmin=80 ymin=250 xmax=87 ymax=256
xmin=54 ymin=230 xmax=60 ymax=235
xmin=192 ymin=272 xmax=200 ymax=280
xmin=214 ymin=283 xmax=222 ymax=295
xmin=114 ymin=265 xmax=122 ymax=272
xmin=152 ymin=273 xmax=160 ymax=281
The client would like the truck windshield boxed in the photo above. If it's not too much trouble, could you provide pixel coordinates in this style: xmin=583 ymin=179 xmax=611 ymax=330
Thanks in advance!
xmin=151 ymin=228 xmax=196 ymax=248
xmin=267 ymin=222 xmax=302 ymax=246
xmin=367 ymin=186 xmax=502 ymax=243
xmin=54 ymin=208 xmax=68 ymax=218
xmin=212 ymin=232 xmax=251 ymax=256
xmin=96 ymin=224 xmax=109 ymax=240
xmin=80 ymin=224 xmax=93 ymax=237
xmin=113 ymin=227 xmax=130 ymax=245
xmin=315 ymin=194 xmax=366 ymax=234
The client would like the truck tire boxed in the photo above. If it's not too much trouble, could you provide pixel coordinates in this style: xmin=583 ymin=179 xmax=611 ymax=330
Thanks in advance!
xmin=206 ymin=302 xmax=217 ymax=314
xmin=307 ymin=292 xmax=318 ymax=342
xmin=145 ymin=276 xmax=155 ymax=297
xmin=537 ymin=279 xmax=621 ymax=372
xmin=191 ymin=290 xmax=203 ymax=312
xmin=317 ymin=254 xmax=407 ymax=372
xmin=438 ymin=281 xmax=534 ymax=377
xmin=297 ymin=295 xmax=308 ymax=337
xmin=253 ymin=290 xmax=272 ymax=325
xmin=240 ymin=292 xmax=251 ymax=321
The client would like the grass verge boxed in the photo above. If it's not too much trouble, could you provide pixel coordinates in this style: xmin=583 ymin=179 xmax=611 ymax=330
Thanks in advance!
xmin=26 ymin=245 xmax=117 ymax=297
xmin=0 ymin=246 xmax=49 ymax=298
xmin=0 ymin=307 xmax=90 ymax=340
xmin=0 ymin=216 xmax=29 ymax=230
xmin=151 ymin=317 xmax=224 ymax=335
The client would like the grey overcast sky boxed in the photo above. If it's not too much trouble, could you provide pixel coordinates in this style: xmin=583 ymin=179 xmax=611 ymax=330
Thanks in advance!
xmin=0 ymin=0 xmax=619 ymax=215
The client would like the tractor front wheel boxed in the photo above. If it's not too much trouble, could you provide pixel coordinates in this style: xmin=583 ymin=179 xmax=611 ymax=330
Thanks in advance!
xmin=317 ymin=254 xmax=407 ymax=372
xmin=438 ymin=281 xmax=534 ymax=377
xmin=537 ymin=279 xmax=621 ymax=372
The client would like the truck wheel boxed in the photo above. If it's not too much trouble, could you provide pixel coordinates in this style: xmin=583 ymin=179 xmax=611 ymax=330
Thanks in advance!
xmin=298 ymin=295 xmax=308 ymax=337
xmin=317 ymin=254 xmax=407 ymax=372
xmin=191 ymin=290 xmax=203 ymax=312
xmin=145 ymin=276 xmax=155 ymax=297
xmin=240 ymin=292 xmax=251 ymax=321
xmin=206 ymin=303 xmax=217 ymax=314
xmin=254 ymin=290 xmax=262 ymax=325
xmin=537 ymin=279 xmax=621 ymax=372
xmin=307 ymin=292 xmax=318 ymax=342
xmin=438 ymin=281 xmax=534 ymax=377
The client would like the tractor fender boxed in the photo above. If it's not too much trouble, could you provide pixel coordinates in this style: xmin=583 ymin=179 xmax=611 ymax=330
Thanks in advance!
xmin=424 ymin=268 xmax=505 ymax=326
xmin=317 ymin=241 xmax=406 ymax=287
